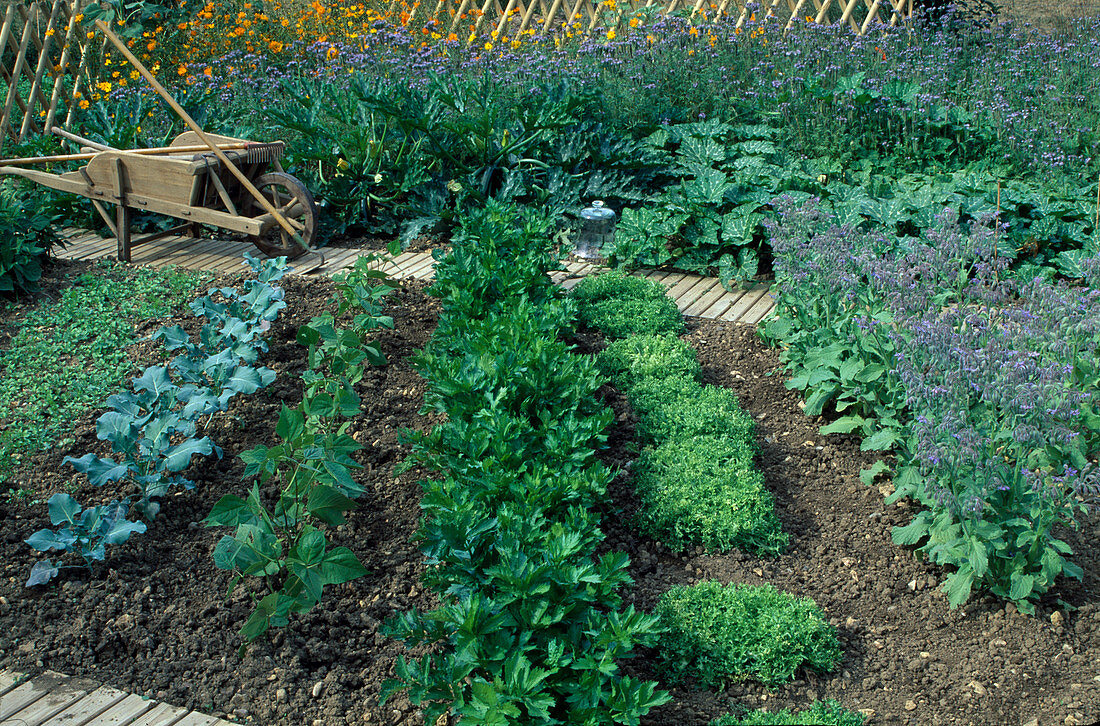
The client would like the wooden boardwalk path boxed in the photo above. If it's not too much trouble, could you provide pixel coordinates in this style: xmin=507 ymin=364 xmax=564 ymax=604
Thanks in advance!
xmin=53 ymin=228 xmax=776 ymax=324
xmin=0 ymin=670 xmax=232 ymax=726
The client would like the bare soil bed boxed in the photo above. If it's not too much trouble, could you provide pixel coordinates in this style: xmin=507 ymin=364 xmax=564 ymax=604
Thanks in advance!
xmin=0 ymin=259 xmax=1097 ymax=726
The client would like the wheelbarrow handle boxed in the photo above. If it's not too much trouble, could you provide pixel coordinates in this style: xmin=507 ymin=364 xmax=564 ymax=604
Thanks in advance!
xmin=51 ymin=126 xmax=115 ymax=151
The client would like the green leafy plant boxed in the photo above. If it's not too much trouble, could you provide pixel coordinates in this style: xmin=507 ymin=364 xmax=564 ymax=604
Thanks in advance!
xmin=710 ymin=700 xmax=867 ymax=726
xmin=30 ymin=256 xmax=286 ymax=587
xmin=0 ymin=182 xmax=62 ymax=296
xmin=207 ymin=258 xmax=397 ymax=641
xmin=62 ymin=254 xmax=288 ymax=522
xmin=597 ymin=334 xmax=701 ymax=394
xmin=384 ymin=200 xmax=668 ymax=723
xmin=572 ymin=270 xmax=683 ymax=338
xmin=627 ymin=375 xmax=755 ymax=447
xmin=655 ymin=581 xmax=842 ymax=688
xmin=24 ymin=494 xmax=146 ymax=587
xmin=606 ymin=121 xmax=774 ymax=285
xmin=428 ymin=200 xmax=564 ymax=320
xmin=63 ymin=365 xmax=223 ymax=521
xmin=765 ymin=198 xmax=1100 ymax=612
xmin=205 ymin=406 xmax=368 ymax=642
xmin=633 ymin=435 xmax=786 ymax=556
xmin=271 ymin=75 xmax=432 ymax=236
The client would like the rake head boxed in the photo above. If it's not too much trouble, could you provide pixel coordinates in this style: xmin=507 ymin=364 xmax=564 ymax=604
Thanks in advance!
xmin=241 ymin=141 xmax=286 ymax=164
xmin=193 ymin=141 xmax=285 ymax=165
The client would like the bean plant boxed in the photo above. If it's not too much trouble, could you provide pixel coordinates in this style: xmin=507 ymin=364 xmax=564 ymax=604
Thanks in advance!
xmin=207 ymin=253 xmax=397 ymax=642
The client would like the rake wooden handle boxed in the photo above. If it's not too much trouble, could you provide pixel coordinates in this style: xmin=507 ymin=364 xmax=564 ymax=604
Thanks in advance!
xmin=0 ymin=143 xmax=257 ymax=166
xmin=94 ymin=20 xmax=307 ymax=253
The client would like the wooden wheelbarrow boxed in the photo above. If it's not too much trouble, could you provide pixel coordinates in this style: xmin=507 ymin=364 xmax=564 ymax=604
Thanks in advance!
xmin=0 ymin=20 xmax=322 ymax=264
xmin=0 ymin=129 xmax=318 ymax=261
xmin=0 ymin=129 xmax=319 ymax=261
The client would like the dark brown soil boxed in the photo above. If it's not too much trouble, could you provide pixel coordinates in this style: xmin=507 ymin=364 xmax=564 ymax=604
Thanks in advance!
xmin=618 ymin=321 xmax=1100 ymax=726
xmin=0 ymin=265 xmax=1098 ymax=726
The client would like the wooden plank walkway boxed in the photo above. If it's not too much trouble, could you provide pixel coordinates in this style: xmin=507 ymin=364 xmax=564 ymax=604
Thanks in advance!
xmin=52 ymin=228 xmax=775 ymax=324
xmin=0 ymin=669 xmax=231 ymax=726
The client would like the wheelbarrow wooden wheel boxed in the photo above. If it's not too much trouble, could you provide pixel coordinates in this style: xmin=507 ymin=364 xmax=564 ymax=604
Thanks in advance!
xmin=246 ymin=172 xmax=318 ymax=259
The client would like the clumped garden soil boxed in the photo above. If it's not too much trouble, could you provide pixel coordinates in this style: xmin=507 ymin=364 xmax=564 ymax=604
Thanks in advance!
xmin=0 ymin=261 xmax=1098 ymax=726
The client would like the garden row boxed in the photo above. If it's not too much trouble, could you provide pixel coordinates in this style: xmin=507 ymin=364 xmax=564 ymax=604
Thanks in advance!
xmin=21 ymin=251 xmax=404 ymax=645
xmin=26 ymin=255 xmax=293 ymax=585
xmin=763 ymin=199 xmax=1100 ymax=613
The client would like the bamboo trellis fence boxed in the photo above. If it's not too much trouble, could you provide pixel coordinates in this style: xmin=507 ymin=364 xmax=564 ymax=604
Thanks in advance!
xmin=398 ymin=0 xmax=914 ymax=40
xmin=0 ymin=0 xmax=101 ymax=154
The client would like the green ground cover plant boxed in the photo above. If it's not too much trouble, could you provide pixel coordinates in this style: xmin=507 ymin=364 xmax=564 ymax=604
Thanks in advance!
xmin=597 ymin=334 xmax=701 ymax=393
xmin=0 ymin=261 xmax=206 ymax=478
xmin=383 ymin=201 xmax=668 ymax=723
xmin=627 ymin=374 xmax=755 ymax=446
xmin=655 ymin=581 xmax=842 ymax=689
xmin=572 ymin=271 xmax=683 ymax=338
xmin=710 ymin=700 xmax=866 ymax=726
xmin=574 ymin=279 xmax=785 ymax=556
xmin=633 ymin=435 xmax=786 ymax=556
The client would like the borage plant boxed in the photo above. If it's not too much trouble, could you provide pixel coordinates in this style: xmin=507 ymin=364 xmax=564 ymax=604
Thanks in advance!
xmin=766 ymin=198 xmax=1100 ymax=612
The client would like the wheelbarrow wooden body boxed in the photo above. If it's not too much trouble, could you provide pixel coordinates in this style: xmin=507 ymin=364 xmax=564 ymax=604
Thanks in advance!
xmin=0 ymin=131 xmax=318 ymax=261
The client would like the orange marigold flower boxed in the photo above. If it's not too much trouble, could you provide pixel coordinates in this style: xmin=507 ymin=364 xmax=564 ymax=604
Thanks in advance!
xmin=178 ymin=64 xmax=187 ymax=76
xmin=269 ymin=40 xmax=284 ymax=52
xmin=629 ymin=16 xmax=639 ymax=27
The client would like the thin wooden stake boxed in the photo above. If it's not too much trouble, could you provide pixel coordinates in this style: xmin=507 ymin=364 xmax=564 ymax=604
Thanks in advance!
xmin=1094 ymin=172 xmax=1099 ymax=234
xmin=20 ymin=0 xmax=62 ymax=141
xmin=45 ymin=0 xmax=83 ymax=135
xmin=538 ymin=0 xmax=565 ymax=33
xmin=1 ymin=3 xmax=38 ymax=143
xmin=449 ymin=0 xmax=474 ymax=34
xmin=859 ymin=0 xmax=882 ymax=32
